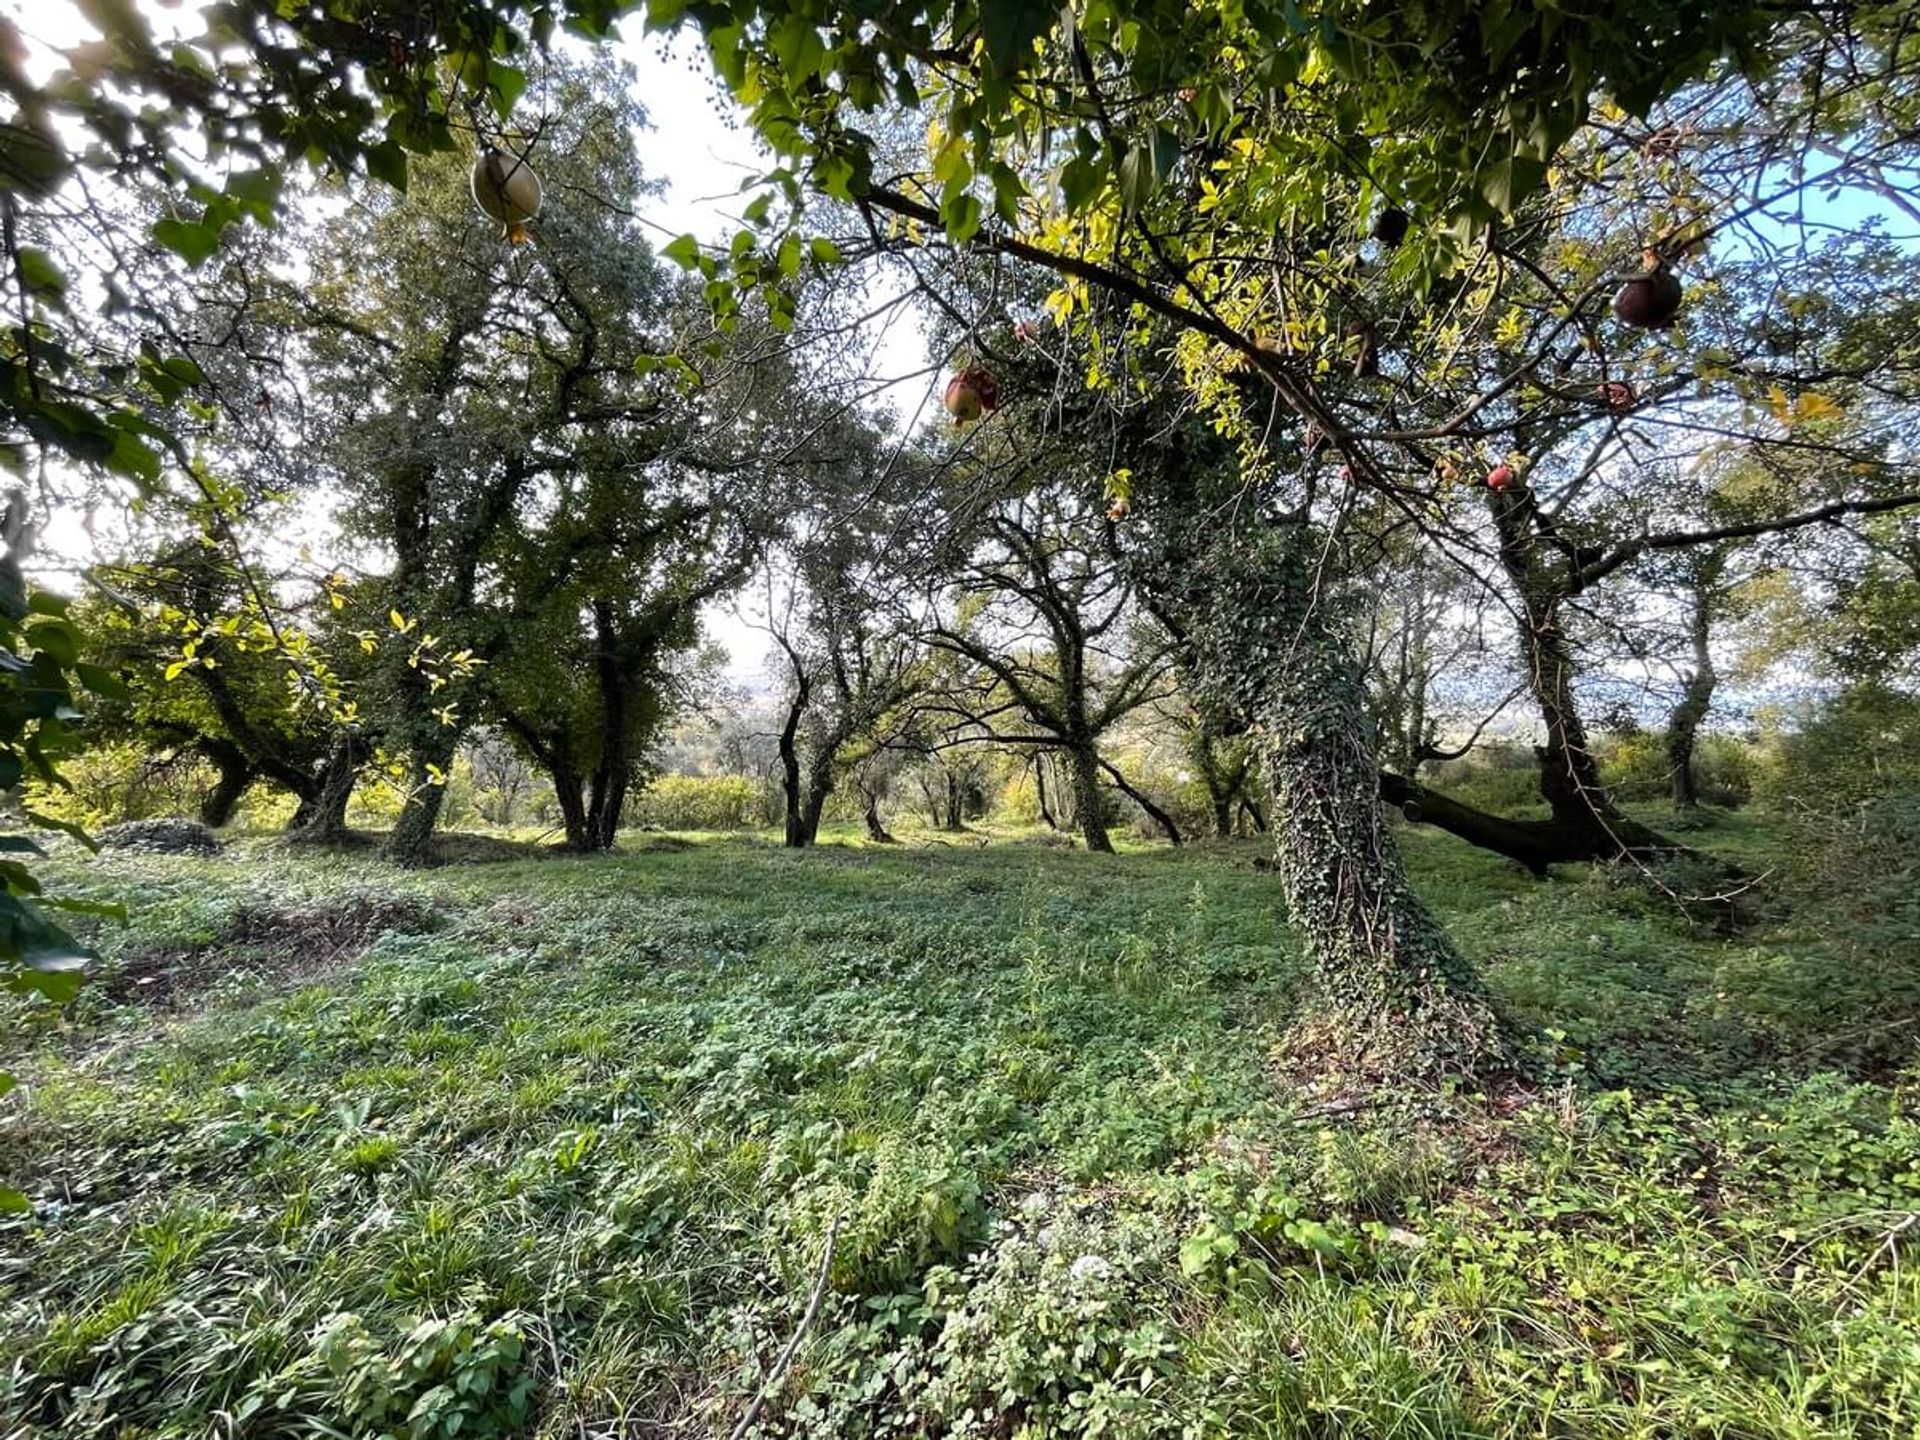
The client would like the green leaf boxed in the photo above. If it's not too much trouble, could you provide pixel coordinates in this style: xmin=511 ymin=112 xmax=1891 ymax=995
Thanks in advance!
xmin=1060 ymin=154 xmax=1105 ymax=211
xmin=364 ymin=140 xmax=409 ymax=192
xmin=45 ymin=897 xmax=128 ymax=920
xmin=24 ymin=810 xmax=96 ymax=852
xmin=0 ymin=1186 xmax=27 ymax=1215
xmin=23 ymin=619 xmax=78 ymax=668
xmin=1478 ymin=153 xmax=1546 ymax=215
xmin=662 ymin=233 xmax=702 ymax=271
xmin=776 ymin=234 xmax=802 ymax=279
xmin=768 ymin=15 xmax=826 ymax=80
xmin=0 ymin=119 xmax=69 ymax=198
xmin=13 ymin=247 xmax=67 ymax=306
xmin=979 ymin=0 xmax=1056 ymax=76
xmin=644 ymin=0 xmax=690 ymax=30
xmin=105 ymin=429 xmax=161 ymax=487
xmin=75 ymin=662 xmax=129 ymax=700
xmin=152 ymin=216 xmax=221 ymax=267
xmin=941 ymin=191 xmax=983 ymax=244
xmin=487 ymin=62 xmax=528 ymax=120
xmin=807 ymin=237 xmax=841 ymax=265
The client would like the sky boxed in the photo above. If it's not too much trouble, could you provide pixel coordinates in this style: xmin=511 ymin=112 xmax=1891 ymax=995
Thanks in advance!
xmin=7 ymin=1 xmax=936 ymax=693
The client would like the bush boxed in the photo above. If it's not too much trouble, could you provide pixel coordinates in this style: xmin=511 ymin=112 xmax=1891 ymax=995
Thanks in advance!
xmin=1423 ymin=742 xmax=1544 ymax=814
xmin=1744 ymin=687 xmax=1920 ymax=1071
xmin=1752 ymin=685 xmax=1920 ymax=815
xmin=25 ymin=742 xmax=215 ymax=829
xmin=1593 ymin=730 xmax=1753 ymax=807
xmin=631 ymin=773 xmax=759 ymax=830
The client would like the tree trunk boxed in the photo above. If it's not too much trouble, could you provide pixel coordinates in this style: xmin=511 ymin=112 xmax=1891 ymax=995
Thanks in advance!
xmin=1102 ymin=759 xmax=1182 ymax=845
xmin=1181 ymin=527 xmax=1506 ymax=1077
xmin=942 ymin=769 xmax=965 ymax=831
xmin=1068 ymin=740 xmax=1114 ymax=853
xmin=1488 ymin=490 xmax=1697 ymax=866
xmin=550 ymin=762 xmax=591 ymax=851
xmin=289 ymin=735 xmax=360 ymax=844
xmin=1489 ymin=491 xmax=1616 ymax=826
xmin=1667 ymin=564 xmax=1720 ymax=809
xmin=387 ymin=726 xmax=458 ymax=866
xmin=797 ymin=749 xmax=837 ymax=845
xmin=862 ymin=786 xmax=894 ymax=843
xmin=779 ymin=680 xmax=809 ymax=848
xmin=583 ymin=759 xmax=630 ymax=851
xmin=1032 ymin=756 xmax=1060 ymax=830
xmin=197 ymin=739 xmax=254 ymax=829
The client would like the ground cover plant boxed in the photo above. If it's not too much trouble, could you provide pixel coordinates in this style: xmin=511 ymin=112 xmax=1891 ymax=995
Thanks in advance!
xmin=2 ymin=818 xmax=1915 ymax=1438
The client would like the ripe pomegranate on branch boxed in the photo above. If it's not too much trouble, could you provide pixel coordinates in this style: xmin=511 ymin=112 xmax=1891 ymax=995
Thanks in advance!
xmin=943 ymin=366 xmax=1002 ymax=424
xmin=1612 ymin=249 xmax=1683 ymax=330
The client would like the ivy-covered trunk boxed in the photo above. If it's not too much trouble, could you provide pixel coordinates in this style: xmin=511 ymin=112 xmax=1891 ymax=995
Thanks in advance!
xmin=1667 ymin=556 xmax=1722 ymax=808
xmin=584 ymin=759 xmax=630 ymax=850
xmin=387 ymin=725 xmax=459 ymax=866
xmin=941 ymin=768 xmax=965 ymax=831
xmin=796 ymin=748 xmax=837 ymax=846
xmin=1185 ymin=527 xmax=1506 ymax=1076
xmin=861 ymin=786 xmax=894 ymax=842
xmin=1068 ymin=739 xmax=1113 ymax=853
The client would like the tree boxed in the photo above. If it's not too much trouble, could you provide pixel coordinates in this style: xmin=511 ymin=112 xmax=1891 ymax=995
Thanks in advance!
xmin=81 ymin=545 xmax=367 ymax=835
xmin=923 ymin=479 xmax=1176 ymax=853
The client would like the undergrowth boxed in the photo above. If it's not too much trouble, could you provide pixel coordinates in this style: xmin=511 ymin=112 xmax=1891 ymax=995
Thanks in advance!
xmin=1 ymin=823 xmax=1915 ymax=1437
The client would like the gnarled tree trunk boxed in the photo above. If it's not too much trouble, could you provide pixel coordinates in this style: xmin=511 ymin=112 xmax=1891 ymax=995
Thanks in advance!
xmin=196 ymin=738 xmax=254 ymax=829
xmin=288 ymin=734 xmax=362 ymax=844
xmin=1181 ymin=525 xmax=1507 ymax=1077
xmin=1489 ymin=488 xmax=1686 ymax=862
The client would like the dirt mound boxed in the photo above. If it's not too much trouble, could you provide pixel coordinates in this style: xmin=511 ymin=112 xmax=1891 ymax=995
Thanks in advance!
xmin=101 ymin=895 xmax=433 ymax=1008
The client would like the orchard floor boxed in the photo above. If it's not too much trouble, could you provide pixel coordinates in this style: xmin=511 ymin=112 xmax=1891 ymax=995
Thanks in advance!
xmin=2 ymin=818 xmax=1916 ymax=1438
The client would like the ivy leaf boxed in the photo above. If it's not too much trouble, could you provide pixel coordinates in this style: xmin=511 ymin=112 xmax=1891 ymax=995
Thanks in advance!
xmin=979 ymin=0 xmax=1055 ymax=77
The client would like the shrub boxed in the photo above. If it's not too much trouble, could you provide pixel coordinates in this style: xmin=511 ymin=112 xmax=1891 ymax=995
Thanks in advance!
xmin=631 ymin=773 xmax=758 ymax=830
xmin=24 ymin=742 xmax=215 ymax=829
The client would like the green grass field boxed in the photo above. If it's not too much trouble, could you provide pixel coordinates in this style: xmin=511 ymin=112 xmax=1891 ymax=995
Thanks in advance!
xmin=2 ymin=820 xmax=1916 ymax=1437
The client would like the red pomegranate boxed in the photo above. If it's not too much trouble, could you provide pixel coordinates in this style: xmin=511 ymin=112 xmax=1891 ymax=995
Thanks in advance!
xmin=943 ymin=367 xmax=1001 ymax=424
xmin=1612 ymin=253 xmax=1683 ymax=330
xmin=1106 ymin=497 xmax=1131 ymax=521
xmin=1599 ymin=381 xmax=1636 ymax=410
xmin=1486 ymin=464 xmax=1517 ymax=492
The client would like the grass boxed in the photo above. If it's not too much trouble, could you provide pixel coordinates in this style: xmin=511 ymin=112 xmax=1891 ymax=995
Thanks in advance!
xmin=1 ymin=818 xmax=1916 ymax=1437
